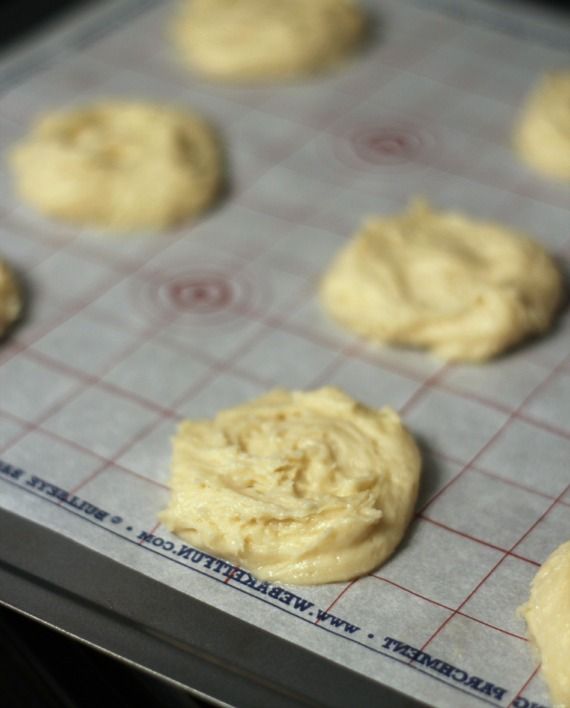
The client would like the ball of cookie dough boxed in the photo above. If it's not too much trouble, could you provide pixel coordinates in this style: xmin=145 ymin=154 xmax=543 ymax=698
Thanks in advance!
xmin=514 ymin=70 xmax=570 ymax=181
xmin=10 ymin=102 xmax=222 ymax=231
xmin=0 ymin=259 xmax=22 ymax=337
xmin=519 ymin=541 xmax=570 ymax=706
xmin=161 ymin=387 xmax=421 ymax=585
xmin=172 ymin=0 xmax=365 ymax=82
xmin=320 ymin=199 xmax=563 ymax=363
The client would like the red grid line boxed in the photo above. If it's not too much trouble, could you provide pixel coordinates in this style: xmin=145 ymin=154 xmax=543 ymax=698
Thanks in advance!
xmin=224 ymin=567 xmax=238 ymax=585
xmin=457 ymin=616 xmax=527 ymax=644
xmin=371 ymin=574 xmax=453 ymax=613
xmin=307 ymin=340 xmax=365 ymax=389
xmin=316 ymin=580 xmax=357 ymax=624
xmin=509 ymin=666 xmax=541 ymax=708
xmin=399 ymin=363 xmax=450 ymax=417
xmin=432 ymin=381 xmax=513 ymax=416
xmin=138 ymin=521 xmax=161 ymax=546
xmin=419 ymin=482 xmax=569 ymax=655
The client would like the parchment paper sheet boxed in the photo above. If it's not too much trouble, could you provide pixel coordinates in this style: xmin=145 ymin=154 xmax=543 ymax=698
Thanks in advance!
xmin=0 ymin=1 xmax=569 ymax=705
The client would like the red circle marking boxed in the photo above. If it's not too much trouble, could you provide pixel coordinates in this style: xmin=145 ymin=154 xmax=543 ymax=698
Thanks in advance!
xmin=351 ymin=127 xmax=425 ymax=166
xmin=165 ymin=277 xmax=233 ymax=314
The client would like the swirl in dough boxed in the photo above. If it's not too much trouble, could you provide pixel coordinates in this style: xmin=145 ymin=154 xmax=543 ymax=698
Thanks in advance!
xmin=320 ymin=200 xmax=563 ymax=362
xmin=10 ymin=101 xmax=221 ymax=231
xmin=172 ymin=0 xmax=365 ymax=82
xmin=519 ymin=541 xmax=570 ymax=707
xmin=0 ymin=259 xmax=21 ymax=337
xmin=515 ymin=70 xmax=570 ymax=181
xmin=161 ymin=387 xmax=421 ymax=585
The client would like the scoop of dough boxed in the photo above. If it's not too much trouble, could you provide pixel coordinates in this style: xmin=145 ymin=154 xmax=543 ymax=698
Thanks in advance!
xmin=10 ymin=101 xmax=222 ymax=231
xmin=172 ymin=0 xmax=365 ymax=82
xmin=519 ymin=541 xmax=570 ymax=707
xmin=0 ymin=259 xmax=21 ymax=337
xmin=515 ymin=70 xmax=570 ymax=181
xmin=161 ymin=387 xmax=421 ymax=585
xmin=319 ymin=199 xmax=563 ymax=362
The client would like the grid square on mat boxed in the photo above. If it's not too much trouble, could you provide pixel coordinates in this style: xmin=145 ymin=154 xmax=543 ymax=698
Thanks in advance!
xmin=114 ymin=417 xmax=175 ymax=486
xmin=32 ymin=312 xmax=139 ymax=377
xmin=423 ymin=468 xmax=553 ymax=550
xmin=0 ymin=355 xmax=78 ymax=422
xmin=477 ymin=418 xmax=570 ymax=497
xmin=42 ymin=387 xmax=158 ymax=460
xmin=404 ymin=388 xmax=509 ymax=463
xmin=521 ymin=371 xmax=570 ymax=434
xmin=235 ymin=327 xmax=341 ymax=390
xmin=177 ymin=371 xmax=267 ymax=421
xmin=103 ymin=338 xmax=210 ymax=409
xmin=30 ymin=250 xmax=116 ymax=306
xmin=324 ymin=356 xmax=421 ymax=411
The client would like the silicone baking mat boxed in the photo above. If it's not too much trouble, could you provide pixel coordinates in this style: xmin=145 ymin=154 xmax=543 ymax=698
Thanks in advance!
xmin=0 ymin=1 xmax=569 ymax=706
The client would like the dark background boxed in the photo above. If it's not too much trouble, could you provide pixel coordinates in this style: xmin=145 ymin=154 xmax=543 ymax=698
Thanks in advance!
xmin=0 ymin=0 xmax=569 ymax=53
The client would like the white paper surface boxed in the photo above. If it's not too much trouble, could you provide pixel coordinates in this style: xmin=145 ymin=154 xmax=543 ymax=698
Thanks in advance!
xmin=0 ymin=1 xmax=569 ymax=706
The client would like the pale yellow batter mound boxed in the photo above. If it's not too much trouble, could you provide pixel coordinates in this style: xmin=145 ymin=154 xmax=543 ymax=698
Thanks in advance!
xmin=172 ymin=0 xmax=364 ymax=82
xmin=10 ymin=101 xmax=221 ymax=231
xmin=515 ymin=70 xmax=570 ymax=181
xmin=0 ymin=259 xmax=21 ymax=337
xmin=520 ymin=541 xmax=570 ymax=707
xmin=320 ymin=200 xmax=563 ymax=363
xmin=161 ymin=387 xmax=421 ymax=585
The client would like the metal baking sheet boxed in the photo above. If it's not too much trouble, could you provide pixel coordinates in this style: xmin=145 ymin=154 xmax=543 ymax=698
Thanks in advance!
xmin=0 ymin=1 xmax=569 ymax=706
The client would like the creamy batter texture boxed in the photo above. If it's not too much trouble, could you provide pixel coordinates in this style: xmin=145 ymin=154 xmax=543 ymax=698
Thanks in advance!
xmin=10 ymin=101 xmax=221 ymax=231
xmin=161 ymin=387 xmax=421 ymax=585
xmin=0 ymin=259 xmax=21 ymax=337
xmin=515 ymin=70 xmax=570 ymax=181
xmin=520 ymin=541 xmax=570 ymax=707
xmin=320 ymin=200 xmax=563 ymax=362
xmin=172 ymin=0 xmax=365 ymax=82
